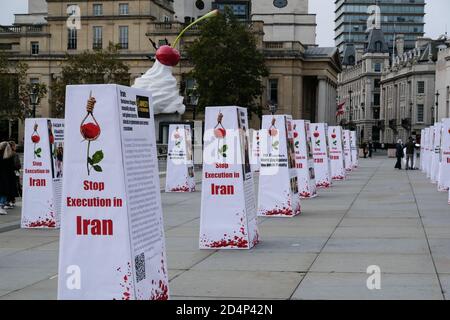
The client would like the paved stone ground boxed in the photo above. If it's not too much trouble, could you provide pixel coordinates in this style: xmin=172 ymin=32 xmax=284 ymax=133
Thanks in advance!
xmin=1 ymin=155 xmax=449 ymax=300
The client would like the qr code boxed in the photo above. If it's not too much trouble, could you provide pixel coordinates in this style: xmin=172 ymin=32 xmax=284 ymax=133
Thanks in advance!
xmin=135 ymin=252 xmax=146 ymax=283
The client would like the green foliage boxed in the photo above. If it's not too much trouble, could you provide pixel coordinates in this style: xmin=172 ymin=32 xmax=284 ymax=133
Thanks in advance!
xmin=186 ymin=8 xmax=268 ymax=115
xmin=50 ymin=43 xmax=130 ymax=117
xmin=0 ymin=51 xmax=47 ymax=120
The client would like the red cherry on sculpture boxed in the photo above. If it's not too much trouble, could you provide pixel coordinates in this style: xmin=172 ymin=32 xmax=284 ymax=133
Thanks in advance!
xmin=31 ymin=135 xmax=40 ymax=143
xmin=314 ymin=132 xmax=320 ymax=138
xmin=156 ymin=45 xmax=181 ymax=67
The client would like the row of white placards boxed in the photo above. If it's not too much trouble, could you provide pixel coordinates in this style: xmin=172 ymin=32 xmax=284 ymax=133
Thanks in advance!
xmin=419 ymin=119 xmax=450 ymax=204
xmin=198 ymin=108 xmax=359 ymax=249
xmin=20 ymin=85 xmax=359 ymax=299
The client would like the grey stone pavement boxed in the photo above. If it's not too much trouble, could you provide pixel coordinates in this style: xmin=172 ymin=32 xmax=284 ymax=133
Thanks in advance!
xmin=1 ymin=155 xmax=450 ymax=300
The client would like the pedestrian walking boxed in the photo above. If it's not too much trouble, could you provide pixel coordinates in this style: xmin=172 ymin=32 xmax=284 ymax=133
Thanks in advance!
xmin=395 ymin=139 xmax=404 ymax=170
xmin=368 ymin=141 xmax=373 ymax=158
xmin=9 ymin=141 xmax=22 ymax=203
xmin=405 ymin=137 xmax=415 ymax=170
xmin=0 ymin=142 xmax=19 ymax=215
xmin=362 ymin=142 xmax=368 ymax=158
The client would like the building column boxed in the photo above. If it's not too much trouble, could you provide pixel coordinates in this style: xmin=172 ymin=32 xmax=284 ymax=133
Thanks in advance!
xmin=316 ymin=76 xmax=328 ymax=123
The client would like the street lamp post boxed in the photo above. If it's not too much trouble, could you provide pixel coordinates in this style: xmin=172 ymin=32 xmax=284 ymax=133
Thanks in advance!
xmin=435 ymin=91 xmax=440 ymax=123
xmin=268 ymin=101 xmax=278 ymax=115
xmin=348 ymin=89 xmax=353 ymax=130
xmin=29 ymin=85 xmax=40 ymax=118
xmin=409 ymin=102 xmax=413 ymax=137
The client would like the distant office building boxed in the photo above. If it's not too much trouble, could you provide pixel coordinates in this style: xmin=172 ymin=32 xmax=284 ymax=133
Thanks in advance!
xmin=335 ymin=0 xmax=425 ymax=53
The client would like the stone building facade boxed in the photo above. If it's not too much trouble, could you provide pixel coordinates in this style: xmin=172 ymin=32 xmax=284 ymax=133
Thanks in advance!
xmin=337 ymin=27 xmax=390 ymax=144
xmin=380 ymin=36 xmax=449 ymax=144
xmin=436 ymin=45 xmax=450 ymax=121
xmin=1 ymin=0 xmax=341 ymax=145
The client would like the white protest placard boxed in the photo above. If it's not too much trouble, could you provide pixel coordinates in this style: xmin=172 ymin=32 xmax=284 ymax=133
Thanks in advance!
xmin=427 ymin=126 xmax=434 ymax=179
xmin=438 ymin=119 xmax=450 ymax=192
xmin=58 ymin=84 xmax=168 ymax=300
xmin=431 ymin=123 xmax=442 ymax=183
xmin=342 ymin=130 xmax=352 ymax=172
xmin=420 ymin=129 xmax=425 ymax=172
xmin=423 ymin=128 xmax=430 ymax=174
xmin=258 ymin=115 xmax=301 ymax=217
xmin=328 ymin=126 xmax=346 ymax=181
xmin=310 ymin=123 xmax=332 ymax=188
xmin=250 ymin=129 xmax=261 ymax=172
xmin=350 ymin=131 xmax=358 ymax=168
xmin=199 ymin=106 xmax=259 ymax=249
xmin=165 ymin=124 xmax=195 ymax=192
xmin=21 ymin=118 xmax=64 ymax=229
xmin=292 ymin=120 xmax=317 ymax=199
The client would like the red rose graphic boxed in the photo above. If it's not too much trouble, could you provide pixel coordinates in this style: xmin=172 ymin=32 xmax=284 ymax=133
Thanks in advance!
xmin=81 ymin=92 xmax=103 ymax=175
xmin=32 ymin=135 xmax=40 ymax=143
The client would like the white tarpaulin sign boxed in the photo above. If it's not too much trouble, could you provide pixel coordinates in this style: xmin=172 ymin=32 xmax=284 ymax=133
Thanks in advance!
xmin=21 ymin=118 xmax=64 ymax=229
xmin=438 ymin=119 xmax=450 ymax=192
xmin=343 ymin=130 xmax=352 ymax=172
xmin=431 ymin=123 xmax=442 ymax=183
xmin=165 ymin=124 xmax=195 ymax=192
xmin=311 ymin=123 xmax=332 ymax=188
xmin=199 ymin=106 xmax=259 ymax=249
xmin=420 ymin=129 xmax=425 ymax=171
xmin=350 ymin=131 xmax=358 ymax=168
xmin=58 ymin=84 xmax=168 ymax=300
xmin=250 ymin=129 xmax=261 ymax=172
xmin=292 ymin=120 xmax=317 ymax=199
xmin=427 ymin=126 xmax=434 ymax=178
xmin=423 ymin=128 xmax=430 ymax=174
xmin=328 ymin=126 xmax=346 ymax=181
xmin=258 ymin=115 xmax=301 ymax=217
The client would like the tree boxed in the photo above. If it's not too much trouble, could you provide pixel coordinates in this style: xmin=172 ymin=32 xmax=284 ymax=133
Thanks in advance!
xmin=50 ymin=43 xmax=130 ymax=117
xmin=0 ymin=51 xmax=47 ymax=121
xmin=186 ymin=8 xmax=268 ymax=116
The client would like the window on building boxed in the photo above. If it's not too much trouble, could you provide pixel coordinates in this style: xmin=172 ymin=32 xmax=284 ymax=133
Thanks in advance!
xmin=374 ymin=93 xmax=380 ymax=106
xmin=417 ymin=81 xmax=425 ymax=94
xmin=31 ymin=42 xmax=39 ymax=55
xmin=93 ymin=4 xmax=103 ymax=16
xmin=67 ymin=28 xmax=77 ymax=50
xmin=93 ymin=26 xmax=102 ymax=49
xmin=374 ymin=79 xmax=381 ymax=89
xmin=119 ymin=26 xmax=128 ymax=49
xmin=119 ymin=3 xmax=129 ymax=15
xmin=417 ymin=104 xmax=424 ymax=123
xmin=268 ymin=79 xmax=278 ymax=104
xmin=348 ymin=55 xmax=355 ymax=65
xmin=374 ymin=63 xmax=381 ymax=72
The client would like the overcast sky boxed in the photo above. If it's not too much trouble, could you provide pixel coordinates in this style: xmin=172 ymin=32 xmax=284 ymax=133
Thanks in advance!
xmin=1 ymin=0 xmax=449 ymax=47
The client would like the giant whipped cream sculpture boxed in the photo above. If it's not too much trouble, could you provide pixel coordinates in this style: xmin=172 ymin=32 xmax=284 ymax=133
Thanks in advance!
xmin=133 ymin=10 xmax=219 ymax=114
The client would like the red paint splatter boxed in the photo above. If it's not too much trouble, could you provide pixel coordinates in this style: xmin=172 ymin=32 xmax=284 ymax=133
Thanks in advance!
xmin=316 ymin=181 xmax=331 ymax=188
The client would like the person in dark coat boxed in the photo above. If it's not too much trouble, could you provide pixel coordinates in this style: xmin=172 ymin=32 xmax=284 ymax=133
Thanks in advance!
xmin=405 ymin=137 xmax=416 ymax=170
xmin=395 ymin=139 xmax=404 ymax=170
xmin=0 ymin=142 xmax=18 ymax=214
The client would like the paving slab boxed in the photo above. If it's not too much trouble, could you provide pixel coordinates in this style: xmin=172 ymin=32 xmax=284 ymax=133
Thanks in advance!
xmin=309 ymin=253 xmax=436 ymax=274
xmin=170 ymin=270 xmax=305 ymax=299
xmin=193 ymin=251 xmax=317 ymax=272
xmin=292 ymin=273 xmax=443 ymax=300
